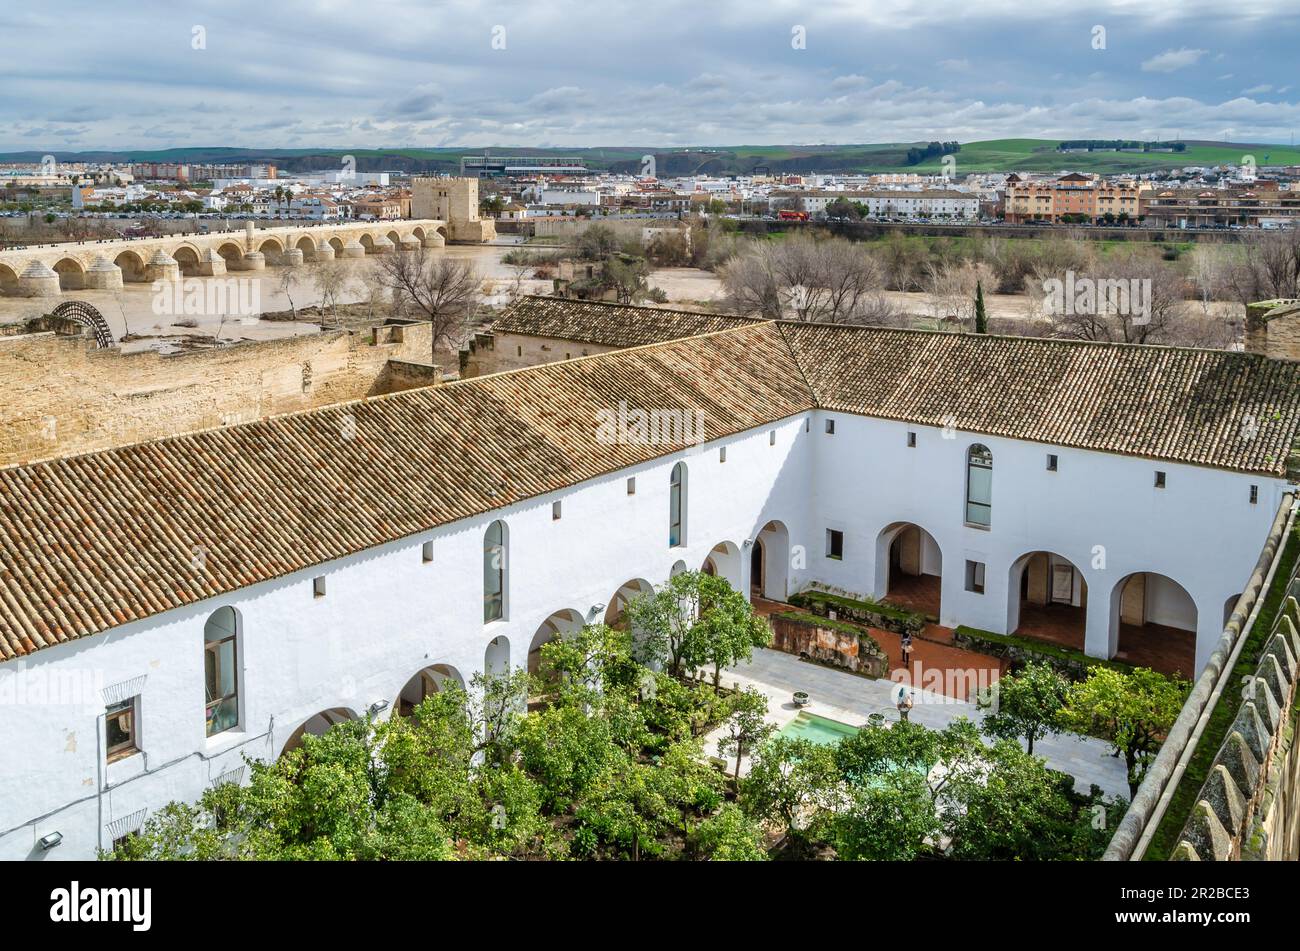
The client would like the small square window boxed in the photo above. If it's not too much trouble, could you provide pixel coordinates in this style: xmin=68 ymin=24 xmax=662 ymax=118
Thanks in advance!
xmin=552 ymin=500 xmax=562 ymax=520
xmin=1154 ymin=471 xmax=1166 ymax=489
xmin=565 ymin=352 xmax=571 ymax=360
xmin=965 ymin=560 xmax=986 ymax=594
xmin=1249 ymin=485 xmax=1258 ymax=505
xmin=825 ymin=529 xmax=844 ymax=560
xmin=719 ymin=447 xmax=727 ymax=463
xmin=627 ymin=477 xmax=636 ymax=495
xmin=422 ymin=541 xmax=434 ymax=563
xmin=313 ymin=576 xmax=327 ymax=598
xmin=769 ymin=430 xmax=776 ymax=446
xmin=907 ymin=432 xmax=916 ymax=448
xmin=106 ymin=697 xmax=138 ymax=762
xmin=825 ymin=419 xmax=836 ymax=435
xmin=1046 ymin=454 xmax=1058 ymax=472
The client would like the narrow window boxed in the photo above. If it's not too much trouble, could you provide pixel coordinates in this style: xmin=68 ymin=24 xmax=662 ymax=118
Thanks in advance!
xmin=669 ymin=462 xmax=686 ymax=547
xmin=1154 ymin=471 xmax=1166 ymax=489
xmin=484 ymin=520 xmax=507 ymax=622
xmin=907 ymin=432 xmax=916 ymax=448
xmin=627 ymin=477 xmax=636 ymax=495
xmin=769 ymin=430 xmax=777 ymax=446
xmin=965 ymin=560 xmax=986 ymax=594
xmin=719 ymin=446 xmax=727 ymax=463
xmin=313 ymin=576 xmax=327 ymax=598
xmin=825 ymin=529 xmax=844 ymax=560
xmin=1249 ymin=485 xmax=1258 ymax=504
xmin=106 ymin=697 xmax=139 ymax=762
xmin=422 ymin=541 xmax=434 ymax=563
xmin=552 ymin=500 xmax=562 ymax=520
xmin=825 ymin=419 xmax=836 ymax=435
xmin=204 ymin=607 xmax=239 ymax=737
xmin=805 ymin=419 xmax=810 ymax=433
xmin=516 ymin=346 xmax=522 ymax=357
xmin=965 ymin=444 xmax=993 ymax=527
xmin=1046 ymin=453 xmax=1058 ymax=472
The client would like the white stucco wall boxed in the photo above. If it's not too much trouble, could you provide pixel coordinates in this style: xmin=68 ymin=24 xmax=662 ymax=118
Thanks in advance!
xmin=0 ymin=406 xmax=1286 ymax=859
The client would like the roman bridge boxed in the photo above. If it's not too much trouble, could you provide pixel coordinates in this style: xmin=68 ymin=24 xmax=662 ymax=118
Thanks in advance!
xmin=0 ymin=219 xmax=453 ymax=297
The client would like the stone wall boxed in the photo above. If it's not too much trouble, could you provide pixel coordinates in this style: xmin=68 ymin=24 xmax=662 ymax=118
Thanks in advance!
xmin=770 ymin=612 xmax=889 ymax=678
xmin=0 ymin=321 xmax=437 ymax=467
xmin=1173 ymin=593 xmax=1300 ymax=860
xmin=462 ymin=331 xmax=618 ymax=377
xmin=1245 ymin=299 xmax=1300 ymax=362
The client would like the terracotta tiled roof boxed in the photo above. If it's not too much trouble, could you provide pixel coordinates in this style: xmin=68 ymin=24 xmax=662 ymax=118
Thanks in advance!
xmin=778 ymin=321 xmax=1300 ymax=477
xmin=490 ymin=296 xmax=759 ymax=349
xmin=0 ymin=322 xmax=811 ymax=659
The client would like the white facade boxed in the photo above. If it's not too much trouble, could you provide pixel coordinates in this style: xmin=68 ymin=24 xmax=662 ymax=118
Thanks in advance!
xmin=0 ymin=409 xmax=1285 ymax=860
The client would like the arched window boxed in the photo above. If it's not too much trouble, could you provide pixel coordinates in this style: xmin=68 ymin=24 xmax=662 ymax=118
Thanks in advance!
xmin=965 ymin=444 xmax=993 ymax=527
xmin=204 ymin=607 xmax=240 ymax=736
xmin=484 ymin=520 xmax=507 ymax=622
xmin=669 ymin=462 xmax=687 ymax=547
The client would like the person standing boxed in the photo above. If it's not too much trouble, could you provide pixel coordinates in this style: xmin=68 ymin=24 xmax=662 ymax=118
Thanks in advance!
xmin=899 ymin=632 xmax=914 ymax=675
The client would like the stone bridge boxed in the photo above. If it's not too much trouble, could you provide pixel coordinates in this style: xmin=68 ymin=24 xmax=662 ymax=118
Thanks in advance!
xmin=0 ymin=219 xmax=452 ymax=297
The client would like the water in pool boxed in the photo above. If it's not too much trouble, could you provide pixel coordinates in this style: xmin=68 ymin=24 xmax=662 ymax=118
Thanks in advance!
xmin=777 ymin=711 xmax=860 ymax=746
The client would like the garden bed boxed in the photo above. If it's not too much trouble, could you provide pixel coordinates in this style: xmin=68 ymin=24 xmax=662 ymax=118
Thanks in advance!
xmin=789 ymin=588 xmax=926 ymax=637
xmin=770 ymin=610 xmax=889 ymax=678
xmin=953 ymin=625 xmax=1134 ymax=680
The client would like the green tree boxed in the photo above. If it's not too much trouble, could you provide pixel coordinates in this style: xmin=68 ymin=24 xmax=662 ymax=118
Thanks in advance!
xmin=716 ymin=687 xmax=774 ymax=777
xmin=691 ymin=802 xmax=768 ymax=860
xmin=977 ymin=661 xmax=1068 ymax=755
xmin=576 ymin=223 xmax=619 ymax=260
xmin=1059 ymin=666 xmax=1186 ymax=797
xmin=973 ymin=279 xmax=988 ymax=333
xmin=740 ymin=736 xmax=837 ymax=850
xmin=626 ymin=569 xmax=770 ymax=681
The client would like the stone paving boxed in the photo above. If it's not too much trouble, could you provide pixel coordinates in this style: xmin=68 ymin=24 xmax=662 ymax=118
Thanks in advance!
xmin=703 ymin=646 xmax=1130 ymax=799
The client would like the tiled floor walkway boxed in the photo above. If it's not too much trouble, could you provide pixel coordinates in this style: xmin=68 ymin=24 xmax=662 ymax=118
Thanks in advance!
xmin=704 ymin=647 xmax=1129 ymax=798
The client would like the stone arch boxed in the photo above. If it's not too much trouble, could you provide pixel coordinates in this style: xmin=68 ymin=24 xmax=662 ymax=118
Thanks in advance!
xmin=328 ymin=236 xmax=345 ymax=252
xmin=605 ymin=579 xmax=655 ymax=628
xmin=215 ymin=242 xmax=244 ymax=268
xmin=172 ymin=245 xmax=202 ymax=277
xmin=397 ymin=663 xmax=465 ymax=717
xmin=435 ymin=224 xmax=449 ymax=240
xmin=412 ymin=226 xmax=427 ymax=241
xmin=359 ymin=233 xmax=377 ymax=253
xmin=112 ymin=250 xmax=148 ymax=283
xmin=875 ymin=521 xmax=942 ymax=618
xmin=256 ymin=237 xmax=284 ymax=262
xmin=281 ymin=707 xmax=357 ymax=755
xmin=52 ymin=257 xmax=86 ymax=291
xmin=1109 ymin=572 xmax=1197 ymax=677
xmin=1006 ymin=550 xmax=1087 ymax=649
xmin=528 ymin=608 xmax=585 ymax=675
xmin=753 ymin=520 xmax=791 ymax=601
xmin=386 ymin=229 xmax=403 ymax=247
xmin=294 ymin=235 xmax=318 ymax=258
xmin=701 ymin=541 xmax=742 ymax=591
xmin=0 ymin=263 xmax=18 ymax=295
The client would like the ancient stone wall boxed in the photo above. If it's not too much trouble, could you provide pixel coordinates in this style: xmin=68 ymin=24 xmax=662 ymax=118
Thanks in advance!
xmin=0 ymin=322 xmax=436 ymax=467
xmin=462 ymin=331 xmax=617 ymax=377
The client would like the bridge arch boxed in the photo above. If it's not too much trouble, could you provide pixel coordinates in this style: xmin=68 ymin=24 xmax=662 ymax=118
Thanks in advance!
xmin=52 ymin=257 xmax=86 ymax=291
xmin=112 ymin=250 xmax=148 ymax=283
xmin=172 ymin=245 xmax=203 ymax=277
xmin=0 ymin=263 xmax=18 ymax=295
xmin=214 ymin=241 xmax=243 ymax=268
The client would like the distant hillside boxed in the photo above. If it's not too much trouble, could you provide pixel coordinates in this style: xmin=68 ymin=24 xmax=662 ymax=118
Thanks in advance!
xmin=4 ymin=139 xmax=1298 ymax=176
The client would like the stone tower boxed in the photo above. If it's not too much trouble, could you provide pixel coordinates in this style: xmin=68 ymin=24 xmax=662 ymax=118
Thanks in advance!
xmin=1245 ymin=299 xmax=1300 ymax=362
xmin=411 ymin=177 xmax=497 ymax=243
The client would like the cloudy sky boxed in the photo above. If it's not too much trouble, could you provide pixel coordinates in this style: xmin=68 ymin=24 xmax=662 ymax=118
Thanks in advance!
xmin=2 ymin=0 xmax=1297 ymax=151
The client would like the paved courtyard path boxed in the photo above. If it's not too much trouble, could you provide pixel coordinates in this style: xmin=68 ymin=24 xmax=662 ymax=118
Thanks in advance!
xmin=703 ymin=647 xmax=1129 ymax=799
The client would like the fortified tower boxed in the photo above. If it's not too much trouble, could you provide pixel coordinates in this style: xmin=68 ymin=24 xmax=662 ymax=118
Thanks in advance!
xmin=411 ymin=176 xmax=497 ymax=243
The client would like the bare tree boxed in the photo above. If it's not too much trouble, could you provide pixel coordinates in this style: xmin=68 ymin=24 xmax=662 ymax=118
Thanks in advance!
xmin=309 ymin=260 xmax=351 ymax=327
xmin=374 ymin=246 xmax=479 ymax=360
xmin=1226 ymin=229 xmax=1300 ymax=304
xmin=719 ymin=234 xmax=890 ymax=324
